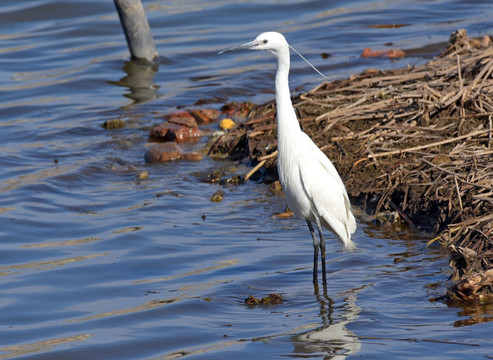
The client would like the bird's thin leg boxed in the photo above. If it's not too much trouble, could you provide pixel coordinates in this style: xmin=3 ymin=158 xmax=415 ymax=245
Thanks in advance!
xmin=314 ymin=217 xmax=327 ymax=286
xmin=306 ymin=220 xmax=319 ymax=284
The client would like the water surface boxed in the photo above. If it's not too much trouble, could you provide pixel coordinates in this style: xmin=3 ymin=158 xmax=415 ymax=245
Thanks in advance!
xmin=1 ymin=1 xmax=493 ymax=359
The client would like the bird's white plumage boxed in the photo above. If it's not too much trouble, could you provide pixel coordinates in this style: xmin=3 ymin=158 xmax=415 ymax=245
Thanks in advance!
xmin=258 ymin=32 xmax=356 ymax=250
xmin=279 ymin=131 xmax=356 ymax=250
xmin=219 ymin=31 xmax=357 ymax=283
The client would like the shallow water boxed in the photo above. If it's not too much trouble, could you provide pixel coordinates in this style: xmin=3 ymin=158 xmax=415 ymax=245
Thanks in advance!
xmin=1 ymin=0 xmax=493 ymax=359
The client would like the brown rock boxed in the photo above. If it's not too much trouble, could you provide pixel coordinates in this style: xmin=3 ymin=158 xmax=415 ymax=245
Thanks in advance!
xmin=166 ymin=110 xmax=196 ymax=123
xmin=145 ymin=143 xmax=182 ymax=163
xmin=202 ymin=109 xmax=220 ymax=120
xmin=361 ymin=48 xmax=405 ymax=59
xmin=190 ymin=109 xmax=220 ymax=124
xmin=174 ymin=124 xmax=201 ymax=141
xmin=137 ymin=170 xmax=149 ymax=180
xmin=210 ymin=190 xmax=224 ymax=202
xmin=102 ymin=119 xmax=125 ymax=129
xmin=149 ymin=123 xmax=177 ymax=141
xmin=182 ymin=152 xmax=204 ymax=161
xmin=168 ymin=113 xmax=198 ymax=128
xmin=149 ymin=122 xmax=201 ymax=142
xmin=150 ymin=112 xmax=201 ymax=142
xmin=386 ymin=49 xmax=405 ymax=58
xmin=145 ymin=143 xmax=203 ymax=163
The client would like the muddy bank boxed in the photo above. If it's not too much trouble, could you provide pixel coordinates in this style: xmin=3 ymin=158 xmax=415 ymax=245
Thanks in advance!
xmin=210 ymin=30 xmax=493 ymax=302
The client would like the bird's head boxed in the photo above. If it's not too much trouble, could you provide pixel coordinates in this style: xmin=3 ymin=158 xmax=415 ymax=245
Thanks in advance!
xmin=218 ymin=32 xmax=289 ymax=56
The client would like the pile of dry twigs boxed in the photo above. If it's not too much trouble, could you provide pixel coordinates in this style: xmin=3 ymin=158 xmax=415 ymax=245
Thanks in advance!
xmin=211 ymin=29 xmax=493 ymax=302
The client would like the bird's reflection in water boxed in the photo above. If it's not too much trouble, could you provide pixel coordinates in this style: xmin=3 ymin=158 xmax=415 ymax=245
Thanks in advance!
xmin=292 ymin=286 xmax=361 ymax=359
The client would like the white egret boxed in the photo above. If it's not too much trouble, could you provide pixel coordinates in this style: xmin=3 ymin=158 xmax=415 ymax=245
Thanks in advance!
xmin=219 ymin=32 xmax=356 ymax=285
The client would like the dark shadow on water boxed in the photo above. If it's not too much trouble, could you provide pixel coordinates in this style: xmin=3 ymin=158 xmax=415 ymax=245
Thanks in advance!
xmin=448 ymin=300 xmax=493 ymax=327
xmin=108 ymin=58 xmax=163 ymax=105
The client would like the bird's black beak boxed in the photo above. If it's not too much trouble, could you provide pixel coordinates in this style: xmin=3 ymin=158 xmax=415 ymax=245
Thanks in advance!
xmin=218 ymin=40 xmax=257 ymax=54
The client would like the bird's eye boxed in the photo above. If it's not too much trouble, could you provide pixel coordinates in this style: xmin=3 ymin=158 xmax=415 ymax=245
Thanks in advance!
xmin=263 ymin=39 xmax=268 ymax=44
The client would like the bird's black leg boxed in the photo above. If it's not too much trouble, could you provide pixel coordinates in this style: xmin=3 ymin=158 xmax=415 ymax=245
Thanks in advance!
xmin=306 ymin=220 xmax=319 ymax=284
xmin=315 ymin=217 xmax=327 ymax=286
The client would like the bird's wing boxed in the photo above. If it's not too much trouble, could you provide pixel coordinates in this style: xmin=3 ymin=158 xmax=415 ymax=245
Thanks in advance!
xmin=304 ymin=134 xmax=346 ymax=188
xmin=298 ymin=133 xmax=356 ymax=248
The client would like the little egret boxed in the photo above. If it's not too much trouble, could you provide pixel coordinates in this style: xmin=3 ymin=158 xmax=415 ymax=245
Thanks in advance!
xmin=219 ymin=32 xmax=357 ymax=285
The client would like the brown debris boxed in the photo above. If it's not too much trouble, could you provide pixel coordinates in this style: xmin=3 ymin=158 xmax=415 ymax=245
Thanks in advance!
xmin=447 ymin=267 xmax=493 ymax=303
xmin=245 ymin=293 xmax=284 ymax=306
xmin=211 ymin=29 xmax=493 ymax=302
xmin=221 ymin=101 xmax=255 ymax=119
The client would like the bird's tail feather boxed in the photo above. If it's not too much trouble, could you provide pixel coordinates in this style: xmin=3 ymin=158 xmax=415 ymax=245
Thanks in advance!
xmin=319 ymin=209 xmax=357 ymax=251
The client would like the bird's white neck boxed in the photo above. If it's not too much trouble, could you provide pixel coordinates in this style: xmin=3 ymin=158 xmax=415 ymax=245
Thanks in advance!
xmin=274 ymin=48 xmax=301 ymax=142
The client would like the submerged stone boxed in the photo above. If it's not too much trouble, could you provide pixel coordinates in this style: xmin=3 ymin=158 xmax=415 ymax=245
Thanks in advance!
xmin=145 ymin=143 xmax=203 ymax=163
xmin=210 ymin=190 xmax=224 ymax=202
xmin=145 ymin=142 xmax=182 ymax=162
xmin=102 ymin=118 xmax=125 ymax=129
